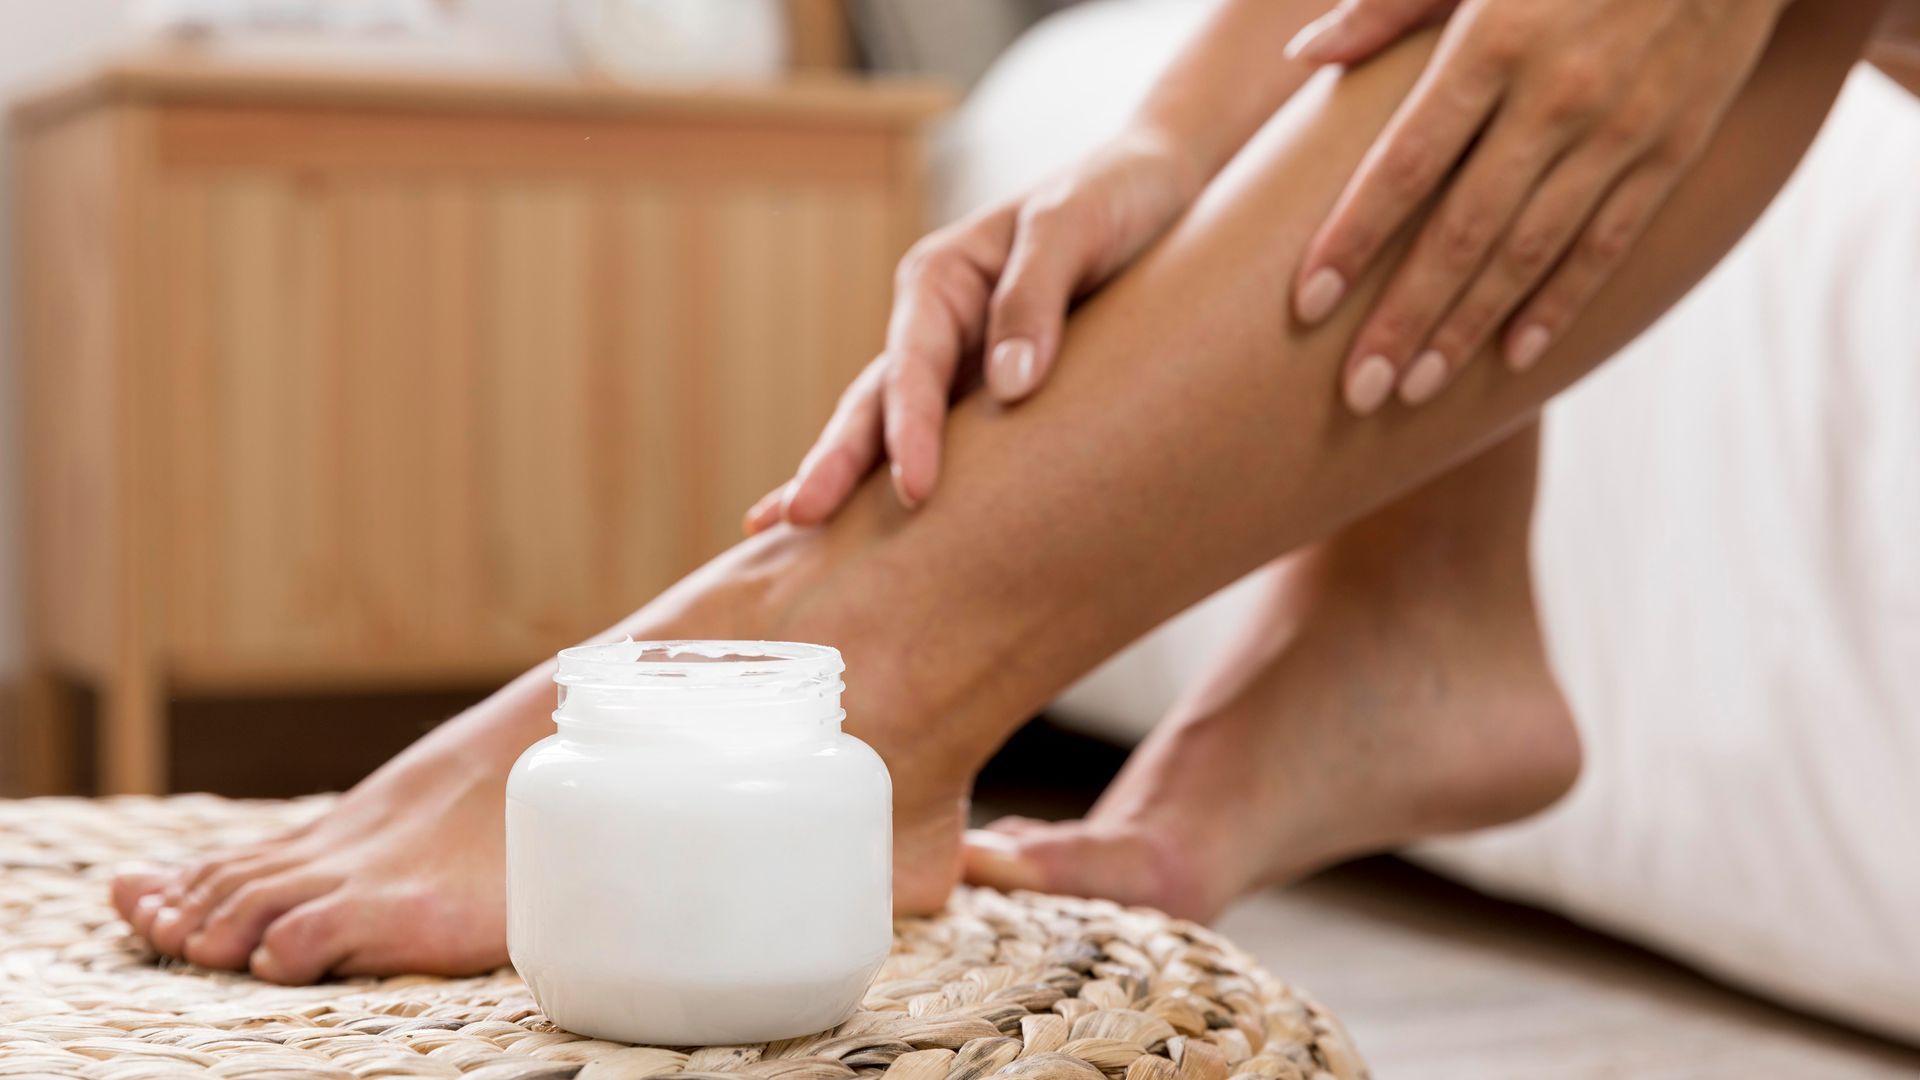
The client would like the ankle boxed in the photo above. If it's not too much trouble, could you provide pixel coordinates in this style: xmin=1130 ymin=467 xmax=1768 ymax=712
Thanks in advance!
xmin=735 ymin=527 xmax=1029 ymax=777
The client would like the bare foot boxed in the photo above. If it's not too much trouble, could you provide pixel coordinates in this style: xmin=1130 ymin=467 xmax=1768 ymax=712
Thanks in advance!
xmin=113 ymin=737 xmax=514 ymax=982
xmin=111 ymin=532 xmax=988 ymax=982
xmin=964 ymin=549 xmax=1582 ymax=923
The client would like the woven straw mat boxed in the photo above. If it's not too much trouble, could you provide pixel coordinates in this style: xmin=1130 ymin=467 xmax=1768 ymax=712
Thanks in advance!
xmin=0 ymin=796 xmax=1367 ymax=1080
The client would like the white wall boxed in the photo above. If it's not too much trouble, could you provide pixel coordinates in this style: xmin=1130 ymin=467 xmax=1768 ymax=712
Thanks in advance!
xmin=0 ymin=1 xmax=577 ymax=680
xmin=0 ymin=2 xmax=128 ymax=681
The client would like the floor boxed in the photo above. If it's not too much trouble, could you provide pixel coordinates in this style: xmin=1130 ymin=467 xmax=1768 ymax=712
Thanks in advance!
xmin=975 ymin=720 xmax=1920 ymax=1079
xmin=1216 ymin=859 xmax=1920 ymax=1078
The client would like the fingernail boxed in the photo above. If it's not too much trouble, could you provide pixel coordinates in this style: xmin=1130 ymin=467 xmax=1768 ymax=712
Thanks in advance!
xmin=1284 ymin=13 xmax=1346 ymax=62
xmin=1508 ymin=324 xmax=1550 ymax=372
xmin=889 ymin=461 xmax=920 ymax=510
xmin=988 ymin=338 xmax=1040 ymax=400
xmin=741 ymin=487 xmax=783 ymax=535
xmin=1344 ymin=355 xmax=1396 ymax=415
xmin=1295 ymin=267 xmax=1346 ymax=325
xmin=964 ymin=829 xmax=1049 ymax=893
xmin=1399 ymin=350 xmax=1449 ymax=405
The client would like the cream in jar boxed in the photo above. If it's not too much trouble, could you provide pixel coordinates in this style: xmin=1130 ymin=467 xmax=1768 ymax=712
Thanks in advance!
xmin=506 ymin=640 xmax=891 ymax=1045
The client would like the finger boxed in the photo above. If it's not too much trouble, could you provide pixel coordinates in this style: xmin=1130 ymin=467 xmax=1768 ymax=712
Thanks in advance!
xmin=1422 ymin=124 xmax=1655 ymax=371
xmin=880 ymin=337 xmax=956 ymax=510
xmin=1504 ymin=158 xmax=1684 ymax=370
xmin=741 ymin=482 xmax=788 ymax=536
xmin=1338 ymin=105 xmax=1574 ymax=412
xmin=779 ymin=357 xmax=888 ymax=528
xmin=1293 ymin=14 xmax=1509 ymax=327
xmin=878 ymin=227 xmax=1005 ymax=508
xmin=879 ymin=272 xmax=984 ymax=509
xmin=982 ymin=200 xmax=1095 ymax=402
xmin=1287 ymin=0 xmax=1457 ymax=65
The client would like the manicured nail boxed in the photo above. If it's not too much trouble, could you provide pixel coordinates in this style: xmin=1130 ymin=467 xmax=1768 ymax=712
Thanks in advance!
xmin=1344 ymin=355 xmax=1396 ymax=415
xmin=1508 ymin=324 xmax=1550 ymax=372
xmin=741 ymin=486 xmax=783 ymax=535
xmin=1399 ymin=350 xmax=1449 ymax=405
xmin=1284 ymin=13 xmax=1348 ymax=62
xmin=988 ymin=338 xmax=1040 ymax=400
xmin=964 ymin=829 xmax=1049 ymax=893
xmin=1295 ymin=267 xmax=1346 ymax=325
xmin=889 ymin=461 xmax=920 ymax=510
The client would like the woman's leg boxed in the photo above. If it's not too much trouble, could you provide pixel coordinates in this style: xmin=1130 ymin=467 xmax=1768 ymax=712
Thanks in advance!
xmin=112 ymin=0 xmax=1880 ymax=982
xmin=967 ymin=425 xmax=1574 ymax=920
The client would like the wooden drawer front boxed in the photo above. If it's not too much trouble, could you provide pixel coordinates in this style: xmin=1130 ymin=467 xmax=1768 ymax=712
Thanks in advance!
xmin=20 ymin=112 xmax=122 ymax=677
xmin=158 ymin=167 xmax=894 ymax=684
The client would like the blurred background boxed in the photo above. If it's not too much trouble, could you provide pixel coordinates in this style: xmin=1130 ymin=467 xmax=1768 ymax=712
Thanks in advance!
xmin=2 ymin=2 xmax=1917 ymax=1074
xmin=0 ymin=0 xmax=1067 ymax=799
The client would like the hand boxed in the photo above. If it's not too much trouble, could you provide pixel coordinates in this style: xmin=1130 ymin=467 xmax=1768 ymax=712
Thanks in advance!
xmin=743 ymin=130 xmax=1204 ymax=533
xmin=1287 ymin=0 xmax=1791 ymax=414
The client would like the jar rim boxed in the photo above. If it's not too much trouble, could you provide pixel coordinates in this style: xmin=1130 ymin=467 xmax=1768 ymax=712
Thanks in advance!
xmin=554 ymin=639 xmax=844 ymax=690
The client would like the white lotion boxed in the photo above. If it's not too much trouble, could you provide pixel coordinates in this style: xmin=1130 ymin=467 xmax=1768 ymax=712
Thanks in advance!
xmin=507 ymin=640 xmax=891 ymax=1045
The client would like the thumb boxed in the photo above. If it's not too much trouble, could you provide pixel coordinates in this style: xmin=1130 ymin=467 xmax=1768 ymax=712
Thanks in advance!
xmin=1285 ymin=0 xmax=1445 ymax=65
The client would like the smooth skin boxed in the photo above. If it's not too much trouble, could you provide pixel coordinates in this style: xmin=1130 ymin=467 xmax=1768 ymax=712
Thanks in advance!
xmin=112 ymin=0 xmax=1884 ymax=982
xmin=750 ymin=0 xmax=1813 ymax=530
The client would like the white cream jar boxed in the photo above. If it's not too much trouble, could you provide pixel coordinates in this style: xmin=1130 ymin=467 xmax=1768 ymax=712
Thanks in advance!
xmin=507 ymin=640 xmax=891 ymax=1045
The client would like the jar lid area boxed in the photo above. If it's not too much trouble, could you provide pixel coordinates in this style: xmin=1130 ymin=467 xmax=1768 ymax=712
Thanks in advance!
xmin=555 ymin=639 xmax=844 ymax=689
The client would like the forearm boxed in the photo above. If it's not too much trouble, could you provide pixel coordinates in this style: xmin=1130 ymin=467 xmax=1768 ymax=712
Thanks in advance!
xmin=1129 ymin=0 xmax=1330 ymax=189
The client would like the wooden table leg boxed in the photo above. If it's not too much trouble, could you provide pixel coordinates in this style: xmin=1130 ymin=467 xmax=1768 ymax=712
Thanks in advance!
xmin=12 ymin=665 xmax=79 ymax=795
xmin=99 ymin=664 xmax=166 ymax=795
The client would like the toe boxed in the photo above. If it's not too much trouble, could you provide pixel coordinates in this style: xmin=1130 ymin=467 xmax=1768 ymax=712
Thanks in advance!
xmin=330 ymin=890 xmax=508 ymax=979
xmin=149 ymin=854 xmax=296 ymax=957
xmin=131 ymin=892 xmax=168 ymax=941
xmin=184 ymin=872 xmax=340 ymax=971
xmin=964 ymin=820 xmax=1212 ymax=921
xmin=962 ymin=828 xmax=1051 ymax=891
xmin=980 ymin=816 xmax=1050 ymax=837
xmin=250 ymin=896 xmax=355 ymax=985
xmin=111 ymin=868 xmax=170 ymax=924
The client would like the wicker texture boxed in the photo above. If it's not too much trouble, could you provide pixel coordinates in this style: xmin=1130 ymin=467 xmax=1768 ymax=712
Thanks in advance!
xmin=0 ymin=796 xmax=1366 ymax=1080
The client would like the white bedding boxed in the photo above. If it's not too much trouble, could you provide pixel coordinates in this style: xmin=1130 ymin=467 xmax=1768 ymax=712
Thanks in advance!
xmin=942 ymin=0 xmax=1920 ymax=1043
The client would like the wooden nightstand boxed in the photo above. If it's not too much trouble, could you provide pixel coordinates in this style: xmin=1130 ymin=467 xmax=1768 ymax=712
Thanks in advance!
xmin=11 ymin=59 xmax=947 ymax=794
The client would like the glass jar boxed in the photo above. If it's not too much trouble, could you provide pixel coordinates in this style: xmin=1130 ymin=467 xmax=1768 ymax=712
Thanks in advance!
xmin=507 ymin=640 xmax=892 ymax=1045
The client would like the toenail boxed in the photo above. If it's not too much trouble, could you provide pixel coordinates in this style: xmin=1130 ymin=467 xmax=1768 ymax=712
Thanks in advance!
xmin=964 ymin=830 xmax=1048 ymax=893
xmin=153 ymin=908 xmax=181 ymax=935
xmin=135 ymin=894 xmax=161 ymax=917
